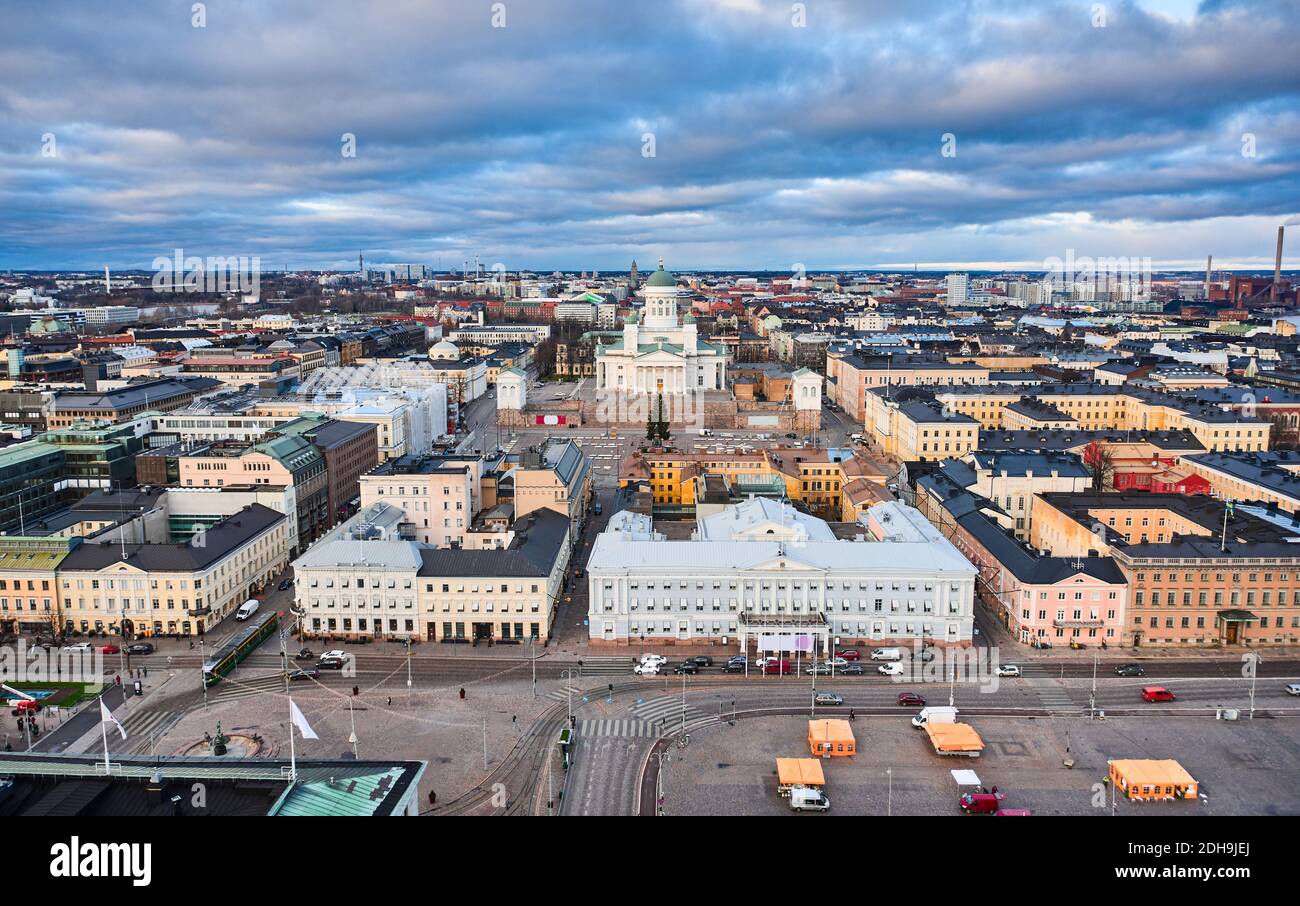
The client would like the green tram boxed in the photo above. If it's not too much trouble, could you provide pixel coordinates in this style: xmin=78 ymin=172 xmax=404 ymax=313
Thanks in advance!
xmin=202 ymin=610 xmax=280 ymax=688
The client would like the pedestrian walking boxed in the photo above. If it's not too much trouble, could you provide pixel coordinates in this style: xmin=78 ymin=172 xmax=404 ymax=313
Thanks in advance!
xmin=428 ymin=789 xmax=437 ymax=805
xmin=114 ymin=674 xmax=121 ymax=686
xmin=143 ymin=666 xmax=148 ymax=678
xmin=459 ymin=687 xmax=465 ymax=700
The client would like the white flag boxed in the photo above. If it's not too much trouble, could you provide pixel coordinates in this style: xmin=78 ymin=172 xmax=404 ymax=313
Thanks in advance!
xmin=100 ymin=699 xmax=126 ymax=739
xmin=289 ymin=699 xmax=318 ymax=740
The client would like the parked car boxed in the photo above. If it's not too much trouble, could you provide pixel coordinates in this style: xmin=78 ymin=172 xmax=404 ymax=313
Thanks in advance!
xmin=126 ymin=643 xmax=154 ymax=655
xmin=1030 ymin=640 xmax=1052 ymax=650
xmin=996 ymin=665 xmax=1021 ymax=677
xmin=672 ymin=662 xmax=699 ymax=675
xmin=278 ymin=579 xmax=292 ymax=591
xmin=825 ymin=657 xmax=849 ymax=669
xmin=294 ymin=648 xmax=314 ymax=660
xmin=814 ymin=692 xmax=843 ymax=706
xmin=288 ymin=668 xmax=320 ymax=681
xmin=805 ymin=663 xmax=833 ymax=675
xmin=838 ymin=649 xmax=862 ymax=661
xmin=99 ymin=644 xmax=120 ymax=654
xmin=760 ymin=658 xmax=792 ymax=675
xmin=877 ymin=662 xmax=905 ymax=676
xmin=317 ymin=657 xmax=347 ymax=670
xmin=321 ymin=649 xmax=349 ymax=661
xmin=689 ymin=656 xmax=714 ymax=667
xmin=897 ymin=692 xmax=926 ymax=707
xmin=839 ymin=664 xmax=866 ymax=675
xmin=634 ymin=661 xmax=662 ymax=676
xmin=723 ymin=662 xmax=746 ymax=674
xmin=727 ymin=654 xmax=747 ymax=665
xmin=639 ymin=654 xmax=668 ymax=667
xmin=61 ymin=643 xmax=93 ymax=653
xmin=785 ymin=433 xmax=798 ymax=439
xmin=1114 ymin=664 xmax=1146 ymax=677
xmin=960 ymin=791 xmax=1006 ymax=814
xmin=1287 ymin=683 xmax=1300 ymax=696
xmin=1141 ymin=686 xmax=1176 ymax=702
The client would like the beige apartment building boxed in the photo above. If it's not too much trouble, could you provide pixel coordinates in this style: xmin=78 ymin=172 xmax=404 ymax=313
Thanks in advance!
xmin=358 ymin=454 xmax=481 ymax=547
xmin=828 ymin=352 xmax=990 ymax=423
xmin=57 ymin=504 xmax=289 ymax=637
xmin=928 ymin=384 xmax=1269 ymax=453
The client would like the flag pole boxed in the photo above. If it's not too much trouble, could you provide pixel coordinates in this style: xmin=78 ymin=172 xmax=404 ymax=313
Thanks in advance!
xmin=101 ymin=711 xmax=111 ymax=773
xmin=288 ymin=696 xmax=297 ymax=782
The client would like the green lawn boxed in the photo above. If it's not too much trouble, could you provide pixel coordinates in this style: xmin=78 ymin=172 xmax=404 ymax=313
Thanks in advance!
xmin=2 ymin=681 xmax=98 ymax=708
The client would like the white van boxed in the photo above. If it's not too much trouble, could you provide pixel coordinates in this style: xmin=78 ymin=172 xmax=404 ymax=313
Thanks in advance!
xmin=789 ymin=786 xmax=831 ymax=812
xmin=870 ymin=647 xmax=903 ymax=661
xmin=235 ymin=599 xmax=260 ymax=621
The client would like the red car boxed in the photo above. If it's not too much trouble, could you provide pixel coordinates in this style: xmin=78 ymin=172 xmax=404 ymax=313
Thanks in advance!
xmin=759 ymin=658 xmax=792 ymax=675
xmin=897 ymin=692 xmax=926 ymax=707
xmin=839 ymin=649 xmax=862 ymax=661
xmin=99 ymin=644 xmax=120 ymax=654
xmin=1140 ymin=686 xmax=1175 ymax=702
xmin=960 ymin=791 xmax=1006 ymax=814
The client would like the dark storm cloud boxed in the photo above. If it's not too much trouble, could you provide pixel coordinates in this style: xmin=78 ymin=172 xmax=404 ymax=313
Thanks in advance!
xmin=0 ymin=0 xmax=1297 ymax=269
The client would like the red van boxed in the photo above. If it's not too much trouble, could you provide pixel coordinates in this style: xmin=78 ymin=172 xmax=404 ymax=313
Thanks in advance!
xmin=959 ymin=791 xmax=1006 ymax=814
xmin=1140 ymin=686 xmax=1176 ymax=702
xmin=760 ymin=658 xmax=792 ymax=675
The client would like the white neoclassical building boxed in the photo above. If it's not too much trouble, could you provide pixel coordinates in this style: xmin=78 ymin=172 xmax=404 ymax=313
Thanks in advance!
xmin=586 ymin=500 xmax=977 ymax=652
xmin=594 ymin=259 xmax=727 ymax=393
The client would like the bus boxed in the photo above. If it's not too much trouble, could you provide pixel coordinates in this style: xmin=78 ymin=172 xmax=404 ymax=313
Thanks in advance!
xmin=202 ymin=610 xmax=280 ymax=688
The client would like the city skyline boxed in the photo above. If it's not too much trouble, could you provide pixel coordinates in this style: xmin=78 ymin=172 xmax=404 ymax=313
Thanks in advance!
xmin=2 ymin=0 xmax=1299 ymax=272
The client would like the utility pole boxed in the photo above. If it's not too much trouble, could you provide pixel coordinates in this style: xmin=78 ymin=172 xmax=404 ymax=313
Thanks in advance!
xmin=1090 ymin=653 xmax=1098 ymax=719
xmin=199 ymin=636 xmax=208 ymax=711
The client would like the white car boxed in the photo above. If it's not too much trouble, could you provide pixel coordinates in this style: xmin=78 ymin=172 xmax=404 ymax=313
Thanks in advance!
xmin=321 ymin=649 xmax=350 ymax=661
xmin=1286 ymin=683 xmax=1300 ymax=696
xmin=61 ymin=643 xmax=93 ymax=653
xmin=877 ymin=662 xmax=905 ymax=676
xmin=638 ymin=654 xmax=667 ymax=667
xmin=826 ymin=657 xmax=849 ymax=669
xmin=996 ymin=665 xmax=1021 ymax=677
xmin=633 ymin=661 xmax=661 ymax=676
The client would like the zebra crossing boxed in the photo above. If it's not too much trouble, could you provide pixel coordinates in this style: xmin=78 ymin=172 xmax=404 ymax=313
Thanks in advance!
xmin=113 ymin=708 xmax=181 ymax=753
xmin=579 ymin=657 xmax=631 ymax=677
xmin=546 ymin=685 xmax=583 ymax=703
xmin=1020 ymin=666 xmax=1076 ymax=709
xmin=576 ymin=718 xmax=660 ymax=739
xmin=630 ymin=695 xmax=707 ymax=729
xmin=211 ymin=674 xmax=286 ymax=702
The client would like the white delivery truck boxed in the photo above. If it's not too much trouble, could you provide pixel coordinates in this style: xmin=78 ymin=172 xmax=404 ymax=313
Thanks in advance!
xmin=788 ymin=785 xmax=831 ymax=812
xmin=911 ymin=705 xmax=959 ymax=730
xmin=235 ymin=599 xmax=261 ymax=621
xmin=870 ymin=647 xmax=903 ymax=661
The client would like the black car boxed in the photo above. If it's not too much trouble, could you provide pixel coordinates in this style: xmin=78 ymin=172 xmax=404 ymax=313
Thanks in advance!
xmin=839 ymin=663 xmax=866 ymax=675
xmin=289 ymin=668 xmax=320 ymax=681
xmin=1114 ymin=664 xmax=1146 ymax=677
xmin=673 ymin=662 xmax=700 ymax=675
xmin=1030 ymin=640 xmax=1053 ymax=650
xmin=294 ymin=648 xmax=314 ymax=660
xmin=723 ymin=662 xmax=746 ymax=674
xmin=126 ymin=643 xmax=154 ymax=655
xmin=278 ymin=579 xmax=292 ymax=591
xmin=317 ymin=657 xmax=347 ymax=670
xmin=689 ymin=656 xmax=714 ymax=667
xmin=785 ymin=432 xmax=798 ymax=439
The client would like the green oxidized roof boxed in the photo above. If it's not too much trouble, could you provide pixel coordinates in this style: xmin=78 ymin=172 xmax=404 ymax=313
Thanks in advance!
xmin=645 ymin=263 xmax=675 ymax=288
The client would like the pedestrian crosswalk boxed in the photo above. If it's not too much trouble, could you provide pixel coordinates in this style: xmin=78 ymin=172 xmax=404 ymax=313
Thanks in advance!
xmin=631 ymin=695 xmax=707 ymax=729
xmin=546 ymin=685 xmax=583 ymax=703
xmin=211 ymin=674 xmax=285 ymax=702
xmin=1020 ymin=666 xmax=1076 ymax=709
xmin=579 ymin=657 xmax=631 ymax=677
xmin=577 ymin=718 xmax=659 ymax=739
xmin=122 ymin=709 xmax=181 ymax=752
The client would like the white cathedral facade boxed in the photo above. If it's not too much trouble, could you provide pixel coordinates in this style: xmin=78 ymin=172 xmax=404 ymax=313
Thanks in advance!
xmin=594 ymin=259 xmax=726 ymax=393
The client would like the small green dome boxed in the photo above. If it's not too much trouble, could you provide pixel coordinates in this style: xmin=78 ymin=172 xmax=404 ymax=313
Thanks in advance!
xmin=645 ymin=259 xmax=675 ymax=288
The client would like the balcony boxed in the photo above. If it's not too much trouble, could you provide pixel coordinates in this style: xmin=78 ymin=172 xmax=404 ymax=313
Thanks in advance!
xmin=1052 ymin=618 xmax=1103 ymax=629
xmin=187 ymin=604 xmax=212 ymax=617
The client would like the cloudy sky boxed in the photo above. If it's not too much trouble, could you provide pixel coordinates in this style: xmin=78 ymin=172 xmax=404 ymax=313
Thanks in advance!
xmin=1 ymin=0 xmax=1298 ymax=272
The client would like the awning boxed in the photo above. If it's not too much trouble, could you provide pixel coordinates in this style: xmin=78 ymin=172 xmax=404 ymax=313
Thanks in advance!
xmin=1215 ymin=609 xmax=1259 ymax=623
xmin=950 ymin=769 xmax=981 ymax=787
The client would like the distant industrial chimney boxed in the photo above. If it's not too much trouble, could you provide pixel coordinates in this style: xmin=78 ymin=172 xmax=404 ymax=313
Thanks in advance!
xmin=104 ymin=264 xmax=111 ymax=295
xmin=1205 ymin=255 xmax=1212 ymax=300
xmin=1273 ymin=226 xmax=1285 ymax=305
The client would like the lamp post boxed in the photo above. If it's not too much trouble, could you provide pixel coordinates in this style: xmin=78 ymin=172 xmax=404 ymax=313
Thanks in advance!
xmin=560 ymin=668 xmax=580 ymax=725
xmin=653 ymin=750 xmax=671 ymax=816
xmin=348 ymin=697 xmax=359 ymax=758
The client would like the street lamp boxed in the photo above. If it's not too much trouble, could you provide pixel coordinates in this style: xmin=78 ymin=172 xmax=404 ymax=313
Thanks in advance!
xmin=652 ymin=750 xmax=671 ymax=816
